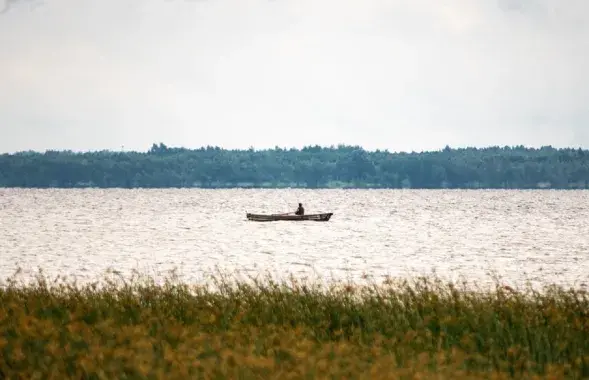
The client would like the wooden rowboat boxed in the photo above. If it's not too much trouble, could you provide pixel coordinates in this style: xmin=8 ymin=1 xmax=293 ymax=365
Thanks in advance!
xmin=246 ymin=212 xmax=333 ymax=222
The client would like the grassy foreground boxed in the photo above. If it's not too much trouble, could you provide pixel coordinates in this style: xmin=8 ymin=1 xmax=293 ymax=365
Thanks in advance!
xmin=0 ymin=271 xmax=588 ymax=379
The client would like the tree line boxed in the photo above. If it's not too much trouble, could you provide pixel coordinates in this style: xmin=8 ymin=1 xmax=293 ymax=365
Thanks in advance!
xmin=1 ymin=143 xmax=588 ymax=189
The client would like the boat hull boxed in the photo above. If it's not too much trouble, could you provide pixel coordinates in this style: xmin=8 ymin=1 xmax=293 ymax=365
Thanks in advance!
xmin=246 ymin=213 xmax=333 ymax=222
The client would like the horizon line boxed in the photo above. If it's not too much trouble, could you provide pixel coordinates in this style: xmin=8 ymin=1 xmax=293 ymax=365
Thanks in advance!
xmin=2 ymin=143 xmax=588 ymax=155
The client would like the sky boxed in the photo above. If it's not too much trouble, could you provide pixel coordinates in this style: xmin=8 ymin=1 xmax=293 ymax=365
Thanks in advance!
xmin=0 ymin=0 xmax=587 ymax=153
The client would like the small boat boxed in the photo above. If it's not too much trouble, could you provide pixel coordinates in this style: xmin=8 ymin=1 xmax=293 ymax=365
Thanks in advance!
xmin=246 ymin=212 xmax=333 ymax=222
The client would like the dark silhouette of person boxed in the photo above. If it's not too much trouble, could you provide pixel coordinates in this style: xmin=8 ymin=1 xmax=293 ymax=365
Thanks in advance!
xmin=295 ymin=203 xmax=305 ymax=215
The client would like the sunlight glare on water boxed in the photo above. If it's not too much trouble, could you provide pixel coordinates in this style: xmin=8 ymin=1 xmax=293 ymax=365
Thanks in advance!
xmin=1 ymin=188 xmax=588 ymax=289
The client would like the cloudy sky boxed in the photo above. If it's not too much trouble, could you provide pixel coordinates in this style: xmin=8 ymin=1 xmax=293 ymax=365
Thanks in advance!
xmin=0 ymin=0 xmax=587 ymax=153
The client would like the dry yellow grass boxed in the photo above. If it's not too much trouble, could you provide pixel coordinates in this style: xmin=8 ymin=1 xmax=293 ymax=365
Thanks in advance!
xmin=0 ymin=270 xmax=587 ymax=379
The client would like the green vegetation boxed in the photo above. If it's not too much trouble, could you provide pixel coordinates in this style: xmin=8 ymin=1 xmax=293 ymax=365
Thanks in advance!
xmin=1 ymin=143 xmax=589 ymax=188
xmin=0 ymin=271 xmax=588 ymax=378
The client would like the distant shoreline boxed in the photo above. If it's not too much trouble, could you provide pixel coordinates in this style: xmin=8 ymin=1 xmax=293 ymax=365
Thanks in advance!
xmin=1 ymin=185 xmax=588 ymax=190
xmin=1 ymin=144 xmax=588 ymax=189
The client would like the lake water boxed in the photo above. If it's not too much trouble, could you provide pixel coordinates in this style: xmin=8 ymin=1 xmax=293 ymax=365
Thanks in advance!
xmin=1 ymin=189 xmax=588 ymax=289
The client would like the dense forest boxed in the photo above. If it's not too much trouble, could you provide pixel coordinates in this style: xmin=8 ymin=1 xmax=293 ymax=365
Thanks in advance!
xmin=1 ymin=143 xmax=589 ymax=189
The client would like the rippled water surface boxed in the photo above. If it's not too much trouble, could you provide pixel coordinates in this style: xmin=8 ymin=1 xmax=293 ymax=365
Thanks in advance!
xmin=1 ymin=189 xmax=588 ymax=288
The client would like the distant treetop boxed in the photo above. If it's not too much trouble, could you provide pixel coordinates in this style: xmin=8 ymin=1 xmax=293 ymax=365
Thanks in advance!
xmin=1 ymin=144 xmax=588 ymax=189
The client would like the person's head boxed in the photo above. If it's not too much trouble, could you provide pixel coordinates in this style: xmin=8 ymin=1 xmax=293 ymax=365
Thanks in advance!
xmin=299 ymin=203 xmax=302 ymax=206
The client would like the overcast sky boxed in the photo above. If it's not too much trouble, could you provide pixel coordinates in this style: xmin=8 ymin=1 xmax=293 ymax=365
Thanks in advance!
xmin=0 ymin=0 xmax=587 ymax=153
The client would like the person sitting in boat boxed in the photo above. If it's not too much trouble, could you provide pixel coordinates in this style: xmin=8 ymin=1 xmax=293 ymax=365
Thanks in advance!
xmin=295 ymin=203 xmax=305 ymax=215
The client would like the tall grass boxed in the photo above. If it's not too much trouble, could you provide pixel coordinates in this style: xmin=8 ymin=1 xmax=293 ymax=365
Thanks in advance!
xmin=0 ymin=269 xmax=587 ymax=379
